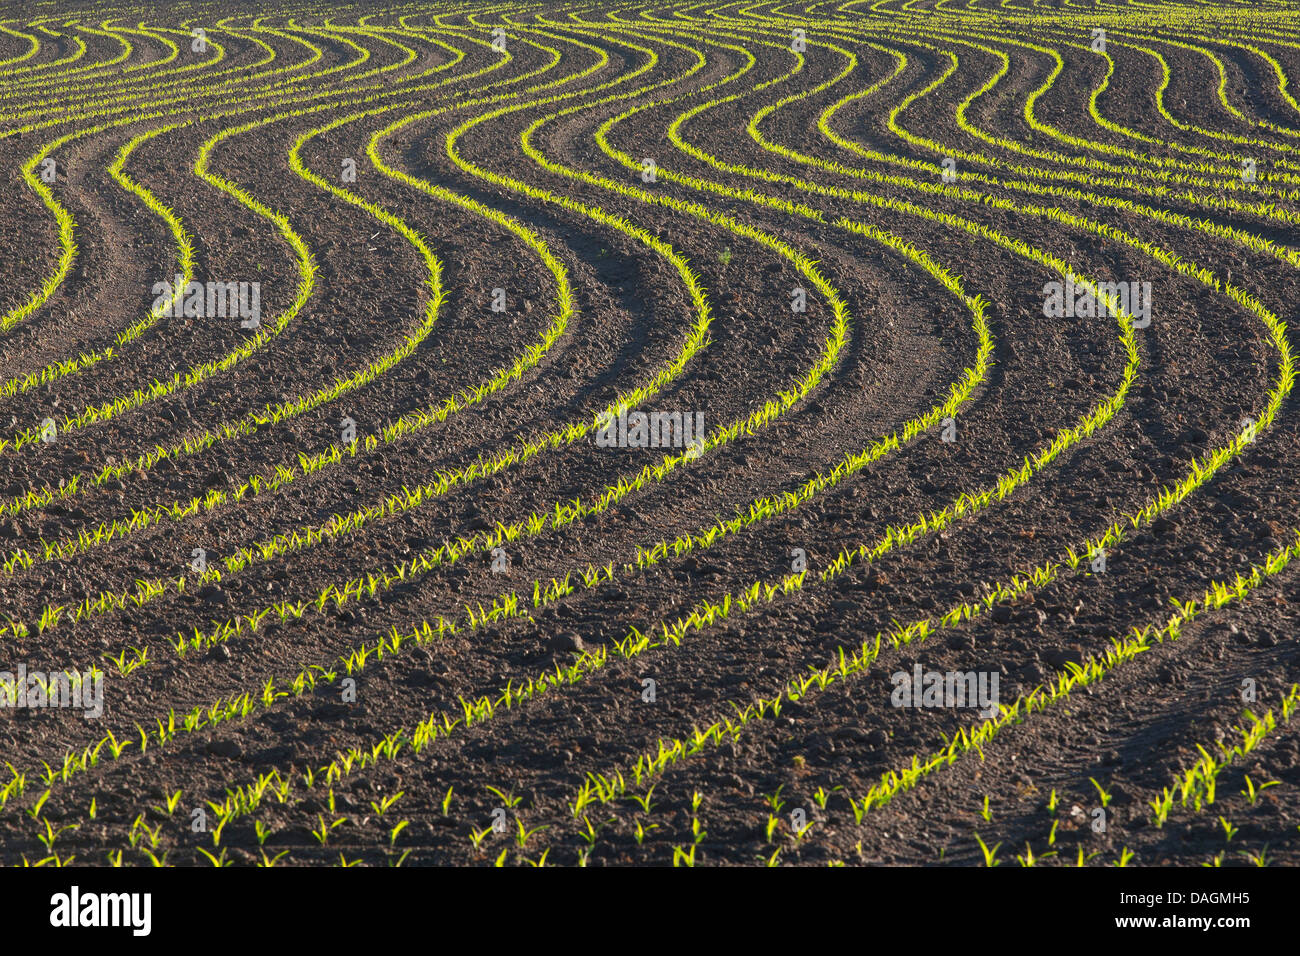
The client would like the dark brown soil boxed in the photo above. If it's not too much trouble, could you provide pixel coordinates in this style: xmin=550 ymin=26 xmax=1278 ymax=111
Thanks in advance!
xmin=0 ymin=0 xmax=1296 ymax=872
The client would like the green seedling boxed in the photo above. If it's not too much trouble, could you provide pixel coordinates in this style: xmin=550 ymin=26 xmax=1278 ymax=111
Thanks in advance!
xmin=390 ymin=821 xmax=409 ymax=846
xmin=848 ymin=795 xmax=866 ymax=825
xmin=628 ymin=784 xmax=657 ymax=814
xmin=1241 ymin=775 xmax=1279 ymax=804
xmin=370 ymin=790 xmax=404 ymax=816
xmin=1239 ymin=845 xmax=1270 ymax=867
xmin=1016 ymin=843 xmax=1056 ymax=866
xmin=812 ymin=785 xmax=840 ymax=808
xmin=152 ymin=789 xmax=183 ymax=816
xmin=485 ymin=785 xmax=522 ymax=808
xmin=310 ymin=814 xmax=346 ymax=845
xmin=26 ymin=789 xmax=50 ymax=821
xmin=196 ymin=847 xmax=231 ymax=868
xmin=580 ymin=815 xmax=613 ymax=846
xmin=764 ymin=785 xmax=786 ymax=814
xmin=36 ymin=820 xmax=77 ymax=853
xmin=515 ymin=817 xmax=548 ymax=849
xmin=974 ymin=832 xmax=1001 ymax=867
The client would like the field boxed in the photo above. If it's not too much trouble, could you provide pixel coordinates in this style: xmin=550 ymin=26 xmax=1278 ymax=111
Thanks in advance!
xmin=0 ymin=0 xmax=1298 ymax=870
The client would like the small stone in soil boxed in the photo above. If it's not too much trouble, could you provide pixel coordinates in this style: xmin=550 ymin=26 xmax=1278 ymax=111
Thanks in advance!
xmin=551 ymin=631 xmax=584 ymax=653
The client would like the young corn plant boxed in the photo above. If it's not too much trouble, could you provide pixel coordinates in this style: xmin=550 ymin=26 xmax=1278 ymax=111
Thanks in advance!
xmin=1239 ymin=845 xmax=1270 ymax=867
xmin=1241 ymin=775 xmax=1279 ymax=805
xmin=974 ymin=833 xmax=1002 ymax=867
xmin=370 ymin=790 xmax=404 ymax=817
xmin=1016 ymin=843 xmax=1056 ymax=867
xmin=514 ymin=818 xmax=548 ymax=849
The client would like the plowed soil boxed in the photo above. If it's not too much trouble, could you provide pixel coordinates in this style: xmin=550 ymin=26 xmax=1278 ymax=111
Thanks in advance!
xmin=0 ymin=0 xmax=1297 ymax=869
